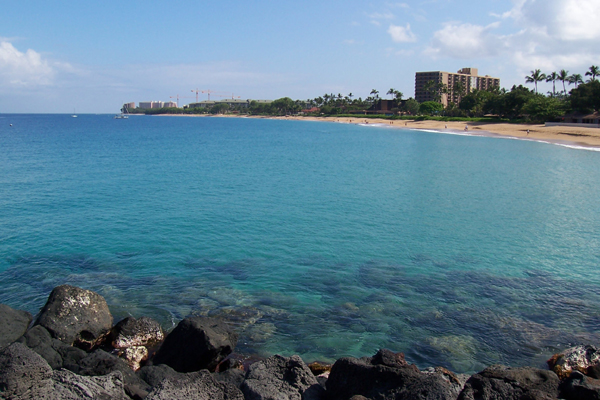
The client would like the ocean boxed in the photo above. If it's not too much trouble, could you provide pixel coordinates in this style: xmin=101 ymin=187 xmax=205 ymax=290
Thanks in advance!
xmin=1 ymin=113 xmax=599 ymax=373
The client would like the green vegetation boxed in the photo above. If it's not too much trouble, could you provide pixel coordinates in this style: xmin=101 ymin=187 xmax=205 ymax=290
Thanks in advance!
xmin=128 ymin=65 xmax=600 ymax=124
xmin=419 ymin=101 xmax=444 ymax=115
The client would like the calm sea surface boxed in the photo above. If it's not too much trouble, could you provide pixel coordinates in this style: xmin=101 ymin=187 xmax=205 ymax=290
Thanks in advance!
xmin=1 ymin=113 xmax=599 ymax=372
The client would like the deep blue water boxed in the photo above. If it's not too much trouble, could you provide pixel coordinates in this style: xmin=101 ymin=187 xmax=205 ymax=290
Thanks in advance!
xmin=1 ymin=113 xmax=599 ymax=373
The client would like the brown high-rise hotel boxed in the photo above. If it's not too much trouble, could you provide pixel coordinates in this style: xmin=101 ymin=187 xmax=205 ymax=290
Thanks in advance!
xmin=415 ymin=68 xmax=500 ymax=107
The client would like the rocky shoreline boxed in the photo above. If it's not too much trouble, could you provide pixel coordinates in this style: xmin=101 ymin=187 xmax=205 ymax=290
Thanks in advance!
xmin=1 ymin=284 xmax=599 ymax=399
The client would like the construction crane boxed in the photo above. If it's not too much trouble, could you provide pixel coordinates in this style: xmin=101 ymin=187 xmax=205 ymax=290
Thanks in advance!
xmin=191 ymin=88 xmax=203 ymax=102
xmin=200 ymin=89 xmax=218 ymax=101
xmin=197 ymin=89 xmax=242 ymax=101
xmin=215 ymin=93 xmax=242 ymax=100
xmin=170 ymin=94 xmax=196 ymax=107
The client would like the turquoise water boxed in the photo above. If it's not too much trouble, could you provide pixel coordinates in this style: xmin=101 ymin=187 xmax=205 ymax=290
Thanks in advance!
xmin=1 ymin=114 xmax=599 ymax=373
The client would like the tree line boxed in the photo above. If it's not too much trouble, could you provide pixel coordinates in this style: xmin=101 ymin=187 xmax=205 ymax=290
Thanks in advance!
xmin=414 ymin=65 xmax=600 ymax=122
xmin=128 ymin=65 xmax=599 ymax=122
xmin=452 ymin=65 xmax=599 ymax=122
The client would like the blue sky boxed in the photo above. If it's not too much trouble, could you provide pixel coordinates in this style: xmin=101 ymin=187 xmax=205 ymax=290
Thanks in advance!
xmin=1 ymin=0 xmax=599 ymax=113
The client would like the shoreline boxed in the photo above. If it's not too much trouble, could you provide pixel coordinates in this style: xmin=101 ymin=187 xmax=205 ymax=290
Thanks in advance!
xmin=156 ymin=113 xmax=600 ymax=150
xmin=1 ymin=284 xmax=597 ymax=399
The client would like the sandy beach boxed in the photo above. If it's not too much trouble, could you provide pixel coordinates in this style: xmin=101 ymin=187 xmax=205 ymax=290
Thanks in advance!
xmin=158 ymin=114 xmax=600 ymax=149
xmin=273 ymin=116 xmax=600 ymax=149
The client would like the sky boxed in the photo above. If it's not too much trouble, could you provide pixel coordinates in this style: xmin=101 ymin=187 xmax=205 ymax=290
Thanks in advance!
xmin=1 ymin=0 xmax=599 ymax=113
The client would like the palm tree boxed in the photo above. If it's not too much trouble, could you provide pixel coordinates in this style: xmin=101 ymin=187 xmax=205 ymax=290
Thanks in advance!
xmin=558 ymin=70 xmax=569 ymax=94
xmin=585 ymin=65 xmax=600 ymax=82
xmin=546 ymin=71 xmax=558 ymax=96
xmin=525 ymin=69 xmax=546 ymax=94
xmin=370 ymin=89 xmax=379 ymax=99
xmin=423 ymin=80 xmax=445 ymax=102
xmin=452 ymin=81 xmax=466 ymax=104
xmin=387 ymin=88 xmax=397 ymax=99
xmin=568 ymin=73 xmax=583 ymax=88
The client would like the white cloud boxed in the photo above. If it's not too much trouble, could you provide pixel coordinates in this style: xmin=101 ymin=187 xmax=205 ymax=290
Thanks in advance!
xmin=0 ymin=41 xmax=55 ymax=86
xmin=505 ymin=0 xmax=600 ymax=72
xmin=513 ymin=0 xmax=600 ymax=41
xmin=423 ymin=0 xmax=600 ymax=77
xmin=425 ymin=22 xmax=502 ymax=58
xmin=388 ymin=23 xmax=417 ymax=43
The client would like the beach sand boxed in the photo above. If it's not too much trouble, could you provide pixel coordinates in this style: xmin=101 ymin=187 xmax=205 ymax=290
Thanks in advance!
xmin=276 ymin=116 xmax=600 ymax=149
xmin=158 ymin=114 xmax=600 ymax=149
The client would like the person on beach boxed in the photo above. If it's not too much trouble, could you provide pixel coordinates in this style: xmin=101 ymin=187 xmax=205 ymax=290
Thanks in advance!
xmin=465 ymin=125 xmax=468 ymax=131
xmin=527 ymin=129 xmax=530 ymax=135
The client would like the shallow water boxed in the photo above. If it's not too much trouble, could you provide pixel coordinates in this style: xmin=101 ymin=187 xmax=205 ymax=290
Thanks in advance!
xmin=1 ymin=114 xmax=599 ymax=373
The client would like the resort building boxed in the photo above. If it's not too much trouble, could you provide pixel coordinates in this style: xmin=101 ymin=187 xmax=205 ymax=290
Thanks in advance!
xmin=548 ymin=112 xmax=600 ymax=128
xmin=122 ymin=102 xmax=135 ymax=110
xmin=415 ymin=68 xmax=500 ymax=106
xmin=163 ymin=101 xmax=178 ymax=108
xmin=138 ymin=101 xmax=165 ymax=109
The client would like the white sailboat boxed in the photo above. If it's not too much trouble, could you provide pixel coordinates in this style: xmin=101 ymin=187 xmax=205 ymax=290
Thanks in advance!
xmin=114 ymin=105 xmax=129 ymax=119
xmin=71 ymin=108 xmax=77 ymax=118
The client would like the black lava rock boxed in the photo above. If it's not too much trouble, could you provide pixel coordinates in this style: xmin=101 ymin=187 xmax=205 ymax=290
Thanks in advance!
xmin=0 ymin=304 xmax=32 ymax=350
xmin=152 ymin=317 xmax=238 ymax=373
xmin=34 ymin=285 xmax=113 ymax=348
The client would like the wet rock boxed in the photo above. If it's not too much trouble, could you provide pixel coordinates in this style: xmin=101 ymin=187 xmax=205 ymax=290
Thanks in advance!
xmin=327 ymin=349 xmax=461 ymax=400
xmin=241 ymin=354 xmax=324 ymax=400
xmin=16 ymin=325 xmax=64 ymax=369
xmin=51 ymin=369 xmax=128 ymax=400
xmin=137 ymin=363 xmax=181 ymax=388
xmin=214 ymin=368 xmax=246 ymax=389
xmin=0 ymin=342 xmax=53 ymax=398
xmin=152 ymin=317 xmax=238 ymax=373
xmin=103 ymin=317 xmax=164 ymax=371
xmin=34 ymin=285 xmax=113 ymax=348
xmin=56 ymin=342 xmax=88 ymax=373
xmin=422 ymin=366 xmax=470 ymax=399
xmin=547 ymin=345 xmax=600 ymax=379
xmin=75 ymin=348 xmax=151 ymax=394
xmin=371 ymin=348 xmax=413 ymax=368
xmin=145 ymin=369 xmax=244 ymax=400
xmin=457 ymin=365 xmax=559 ymax=400
xmin=0 ymin=304 xmax=32 ymax=350
xmin=0 ymin=342 xmax=127 ymax=399
xmin=560 ymin=370 xmax=600 ymax=400
xmin=308 ymin=361 xmax=333 ymax=376
xmin=110 ymin=316 xmax=165 ymax=349
xmin=118 ymin=345 xmax=149 ymax=371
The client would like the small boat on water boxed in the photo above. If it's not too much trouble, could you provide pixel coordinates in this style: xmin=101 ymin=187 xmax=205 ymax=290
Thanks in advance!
xmin=114 ymin=106 xmax=129 ymax=119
